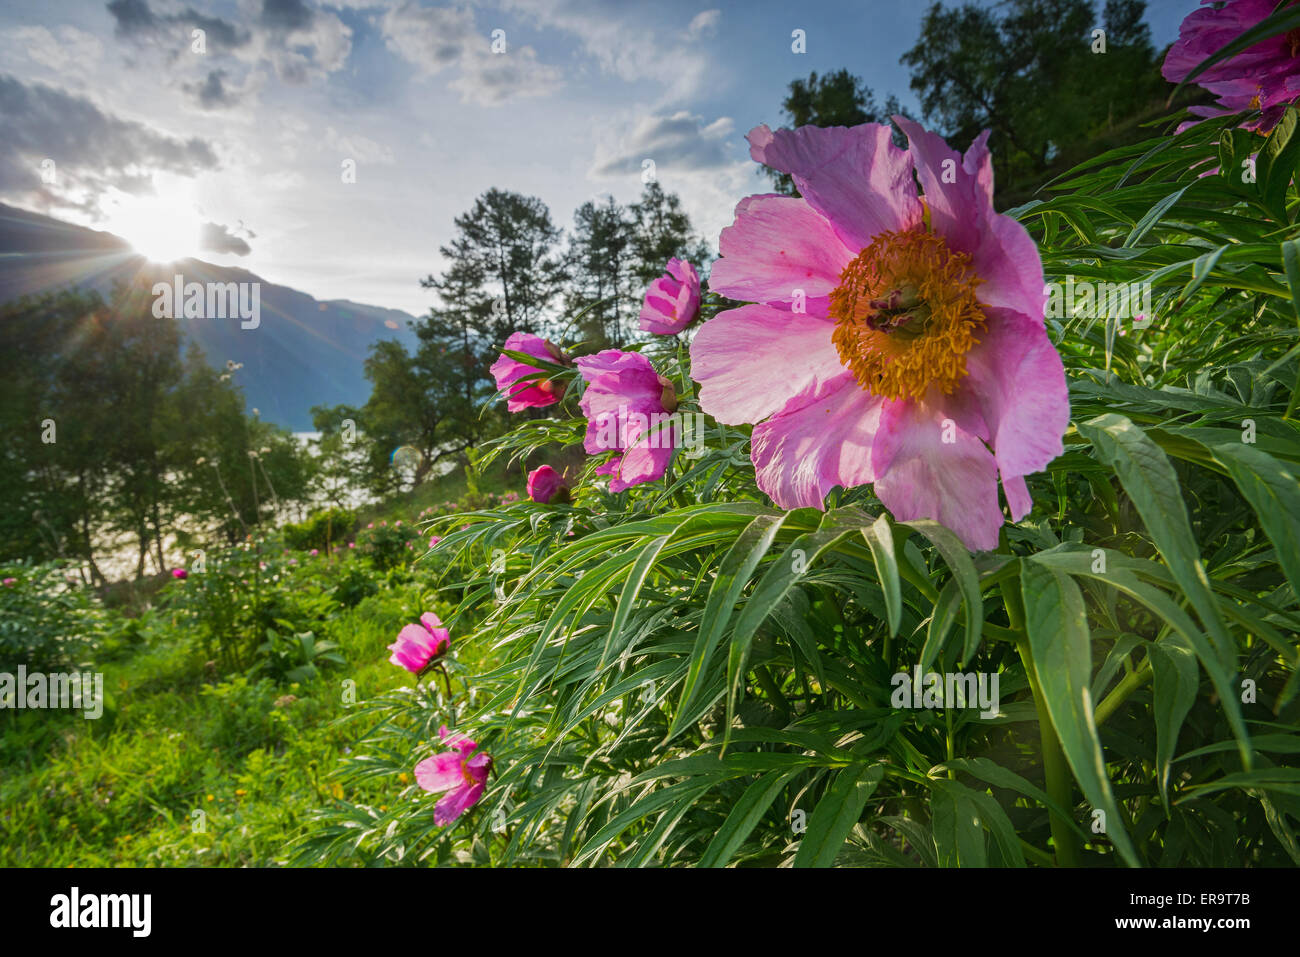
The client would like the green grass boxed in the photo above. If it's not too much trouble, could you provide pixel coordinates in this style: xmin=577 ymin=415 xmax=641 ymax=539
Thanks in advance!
xmin=0 ymin=565 xmax=488 ymax=867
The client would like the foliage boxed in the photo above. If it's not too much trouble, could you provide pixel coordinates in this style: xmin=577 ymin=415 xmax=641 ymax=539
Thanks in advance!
xmin=282 ymin=507 xmax=357 ymax=554
xmin=297 ymin=96 xmax=1300 ymax=868
xmin=0 ymin=560 xmax=102 ymax=670
xmin=902 ymin=0 xmax=1170 ymax=197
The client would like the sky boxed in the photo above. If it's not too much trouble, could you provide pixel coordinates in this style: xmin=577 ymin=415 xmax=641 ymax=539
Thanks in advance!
xmin=0 ymin=0 xmax=1193 ymax=316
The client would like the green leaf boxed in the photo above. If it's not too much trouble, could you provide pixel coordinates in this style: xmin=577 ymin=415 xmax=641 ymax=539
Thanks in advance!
xmin=1030 ymin=543 xmax=1252 ymax=764
xmin=671 ymin=512 xmax=788 ymax=739
xmin=1260 ymin=108 xmax=1300 ymax=217
xmin=697 ymin=767 xmax=802 ymax=868
xmin=1205 ymin=437 xmax=1300 ymax=600
xmin=901 ymin=520 xmax=983 ymax=665
xmin=935 ymin=757 xmax=1089 ymax=841
xmin=1147 ymin=635 xmax=1199 ymax=807
xmin=1179 ymin=769 xmax=1300 ymax=802
xmin=929 ymin=779 xmax=987 ymax=867
xmin=1021 ymin=558 xmax=1140 ymax=867
xmin=791 ymin=764 xmax=884 ymax=868
xmin=862 ymin=513 xmax=903 ymax=636
xmin=600 ymin=533 xmax=673 ymax=671
xmin=1077 ymin=415 xmax=1243 ymax=741
xmin=724 ymin=515 xmax=853 ymax=743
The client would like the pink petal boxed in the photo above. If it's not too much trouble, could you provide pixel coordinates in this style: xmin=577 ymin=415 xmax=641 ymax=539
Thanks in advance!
xmin=747 ymin=123 xmax=922 ymax=252
xmin=433 ymin=782 xmax=485 ymax=826
xmin=709 ymin=194 xmax=856 ymax=310
xmin=414 ymin=753 xmax=464 ymax=794
xmin=1002 ymin=473 xmax=1033 ymax=522
xmin=750 ymin=374 xmax=887 ymax=510
xmin=691 ymin=303 xmax=844 ymax=426
xmin=610 ymin=418 xmax=675 ymax=492
xmin=871 ymin=395 xmax=1004 ymax=552
xmin=893 ymin=117 xmax=1046 ymax=324
xmin=960 ymin=308 xmax=1068 ymax=481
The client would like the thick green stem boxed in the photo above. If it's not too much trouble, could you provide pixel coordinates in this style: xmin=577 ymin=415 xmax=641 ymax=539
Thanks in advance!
xmin=1019 ymin=640 xmax=1082 ymax=868
xmin=1003 ymin=580 xmax=1080 ymax=867
xmin=1095 ymin=660 xmax=1153 ymax=726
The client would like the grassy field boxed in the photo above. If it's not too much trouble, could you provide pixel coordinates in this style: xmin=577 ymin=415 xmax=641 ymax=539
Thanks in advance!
xmin=0 ymin=495 xmax=496 ymax=867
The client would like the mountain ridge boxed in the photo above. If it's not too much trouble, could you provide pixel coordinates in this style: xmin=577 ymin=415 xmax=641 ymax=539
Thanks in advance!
xmin=0 ymin=202 xmax=419 ymax=430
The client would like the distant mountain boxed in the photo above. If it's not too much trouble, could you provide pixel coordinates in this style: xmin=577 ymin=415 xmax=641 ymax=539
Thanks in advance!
xmin=0 ymin=203 xmax=419 ymax=430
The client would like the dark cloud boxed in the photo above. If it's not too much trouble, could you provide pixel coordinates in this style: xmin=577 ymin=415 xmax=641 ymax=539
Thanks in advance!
xmin=0 ymin=73 xmax=218 ymax=206
xmin=199 ymin=221 xmax=251 ymax=256
xmin=106 ymin=0 xmax=351 ymax=88
xmin=261 ymin=0 xmax=314 ymax=32
xmin=107 ymin=0 xmax=251 ymax=52
xmin=183 ymin=69 xmax=238 ymax=109
xmin=105 ymin=0 xmax=155 ymax=33
xmin=592 ymin=112 xmax=733 ymax=177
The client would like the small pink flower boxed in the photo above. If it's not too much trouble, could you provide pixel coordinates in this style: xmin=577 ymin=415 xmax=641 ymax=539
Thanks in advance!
xmin=526 ymin=465 xmax=569 ymax=504
xmin=490 ymin=332 xmax=570 ymax=411
xmin=429 ymin=536 xmax=442 ymax=547
xmin=639 ymin=258 xmax=702 ymax=335
xmin=388 ymin=612 xmax=451 ymax=673
xmin=1163 ymin=0 xmax=1300 ymax=132
xmin=415 ymin=726 xmax=493 ymax=826
xmin=2 ymin=577 xmax=16 ymax=586
xmin=309 ymin=548 xmax=319 ymax=556
xmin=690 ymin=120 xmax=1068 ymax=551
xmin=367 ymin=522 xmax=374 ymax=529
xmin=171 ymin=568 xmax=188 ymax=580
xmin=380 ymin=520 xmax=387 ymax=527
xmin=395 ymin=520 xmax=402 ymax=527
xmin=348 ymin=542 xmax=355 ymax=548
xmin=575 ymin=350 xmax=678 ymax=492
xmin=502 ymin=491 xmax=519 ymax=503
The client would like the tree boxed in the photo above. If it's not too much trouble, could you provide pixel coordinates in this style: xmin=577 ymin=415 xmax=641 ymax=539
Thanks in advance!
xmin=627 ymin=182 xmax=711 ymax=287
xmin=562 ymin=184 xmax=711 ymax=347
xmin=902 ymin=0 xmax=1164 ymax=194
xmin=432 ymin=188 xmax=566 ymax=343
xmin=563 ymin=195 xmax=634 ymax=348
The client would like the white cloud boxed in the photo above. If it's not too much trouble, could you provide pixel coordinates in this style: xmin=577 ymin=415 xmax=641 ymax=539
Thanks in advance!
xmin=688 ymin=10 xmax=722 ymax=39
xmin=380 ymin=2 xmax=561 ymax=105
xmin=501 ymin=0 xmax=718 ymax=104
xmin=324 ymin=126 xmax=395 ymax=165
xmin=7 ymin=25 xmax=103 ymax=72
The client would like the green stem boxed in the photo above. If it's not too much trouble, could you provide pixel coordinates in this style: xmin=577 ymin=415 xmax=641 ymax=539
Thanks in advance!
xmin=1019 ymin=639 xmax=1082 ymax=868
xmin=1095 ymin=660 xmax=1153 ymax=726
xmin=1003 ymin=579 xmax=1080 ymax=867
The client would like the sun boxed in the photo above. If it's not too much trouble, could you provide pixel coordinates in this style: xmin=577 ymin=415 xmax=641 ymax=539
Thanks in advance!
xmin=101 ymin=176 xmax=204 ymax=263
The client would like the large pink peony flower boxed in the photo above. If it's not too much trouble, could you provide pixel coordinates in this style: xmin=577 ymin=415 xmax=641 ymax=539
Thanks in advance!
xmin=387 ymin=612 xmax=451 ymax=673
xmin=526 ymin=464 xmax=569 ymax=503
xmin=415 ymin=726 xmax=492 ymax=826
xmin=639 ymin=259 xmax=702 ymax=335
xmin=490 ymin=332 xmax=570 ymax=412
xmin=575 ymin=350 xmax=678 ymax=493
xmin=1162 ymin=0 xmax=1300 ymax=132
xmin=690 ymin=119 xmax=1068 ymax=551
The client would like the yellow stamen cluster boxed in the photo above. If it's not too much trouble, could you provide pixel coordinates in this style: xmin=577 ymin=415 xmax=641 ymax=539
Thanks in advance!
xmin=829 ymin=227 xmax=985 ymax=401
